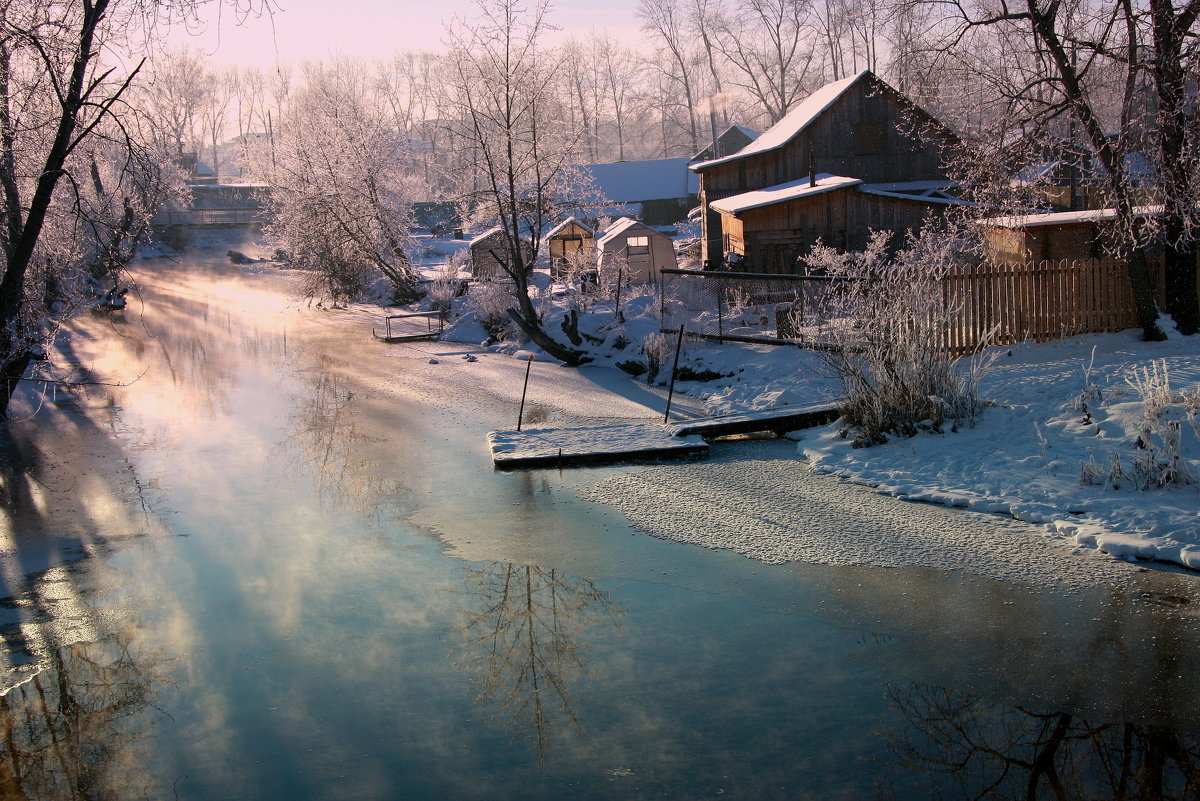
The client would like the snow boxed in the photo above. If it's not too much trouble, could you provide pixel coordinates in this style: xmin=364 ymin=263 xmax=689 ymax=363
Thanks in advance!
xmin=710 ymin=174 xmax=862 ymax=215
xmin=795 ymin=326 xmax=1200 ymax=572
xmin=489 ymin=424 xmax=708 ymax=467
xmin=479 ymin=296 xmax=1198 ymax=576
xmin=690 ymin=72 xmax=868 ymax=170
xmin=578 ymin=157 xmax=699 ymax=203
xmin=977 ymin=205 xmax=1165 ymax=229
xmin=402 ymin=229 xmax=1200 ymax=577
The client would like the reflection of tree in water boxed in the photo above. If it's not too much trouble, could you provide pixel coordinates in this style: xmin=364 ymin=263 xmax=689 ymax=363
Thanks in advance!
xmin=0 ymin=633 xmax=168 ymax=800
xmin=456 ymin=563 xmax=623 ymax=762
xmin=285 ymin=366 xmax=408 ymax=523
xmin=884 ymin=683 xmax=1200 ymax=800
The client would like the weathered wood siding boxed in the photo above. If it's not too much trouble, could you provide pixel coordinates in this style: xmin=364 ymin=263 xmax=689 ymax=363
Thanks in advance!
xmin=699 ymin=78 xmax=955 ymax=199
xmin=721 ymin=189 xmax=951 ymax=273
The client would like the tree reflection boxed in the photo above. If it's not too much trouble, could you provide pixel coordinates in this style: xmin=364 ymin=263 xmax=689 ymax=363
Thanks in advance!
xmin=284 ymin=367 xmax=409 ymax=523
xmin=0 ymin=633 xmax=168 ymax=800
xmin=884 ymin=682 xmax=1200 ymax=800
xmin=455 ymin=563 xmax=623 ymax=762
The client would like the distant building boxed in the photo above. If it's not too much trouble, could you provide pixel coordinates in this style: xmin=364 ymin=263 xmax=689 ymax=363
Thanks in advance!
xmin=469 ymin=227 xmax=534 ymax=278
xmin=577 ymin=158 xmax=700 ymax=226
xmin=691 ymin=125 xmax=759 ymax=163
xmin=546 ymin=217 xmax=596 ymax=278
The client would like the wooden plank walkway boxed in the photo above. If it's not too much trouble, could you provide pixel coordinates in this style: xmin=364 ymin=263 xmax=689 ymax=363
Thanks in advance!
xmin=489 ymin=402 xmax=840 ymax=469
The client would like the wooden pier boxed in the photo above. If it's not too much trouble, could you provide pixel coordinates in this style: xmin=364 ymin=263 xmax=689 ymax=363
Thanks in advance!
xmin=489 ymin=402 xmax=839 ymax=469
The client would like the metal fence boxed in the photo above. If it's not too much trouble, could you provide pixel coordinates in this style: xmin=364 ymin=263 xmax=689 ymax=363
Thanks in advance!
xmin=658 ymin=268 xmax=854 ymax=346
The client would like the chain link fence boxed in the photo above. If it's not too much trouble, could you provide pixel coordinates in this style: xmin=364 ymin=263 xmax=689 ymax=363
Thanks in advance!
xmin=658 ymin=268 xmax=855 ymax=346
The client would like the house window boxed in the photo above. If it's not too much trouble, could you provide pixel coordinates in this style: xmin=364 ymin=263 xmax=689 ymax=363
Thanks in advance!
xmin=627 ymin=235 xmax=650 ymax=256
xmin=852 ymin=121 xmax=887 ymax=155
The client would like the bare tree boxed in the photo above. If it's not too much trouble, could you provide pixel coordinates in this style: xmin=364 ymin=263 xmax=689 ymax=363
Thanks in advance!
xmin=250 ymin=59 xmax=421 ymax=305
xmin=637 ymin=0 xmax=703 ymax=154
xmin=0 ymin=0 xmax=240 ymax=415
xmin=711 ymin=0 xmax=820 ymax=123
xmin=921 ymin=0 xmax=1200 ymax=339
xmin=442 ymin=0 xmax=597 ymax=364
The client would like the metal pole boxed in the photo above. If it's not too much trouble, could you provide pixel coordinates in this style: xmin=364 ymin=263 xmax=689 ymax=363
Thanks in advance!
xmin=614 ymin=263 xmax=624 ymax=322
xmin=517 ymin=354 xmax=534 ymax=431
xmin=663 ymin=326 xmax=685 ymax=423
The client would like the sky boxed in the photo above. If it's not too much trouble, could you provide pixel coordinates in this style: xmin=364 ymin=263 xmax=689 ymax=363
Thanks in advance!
xmin=173 ymin=0 xmax=646 ymax=67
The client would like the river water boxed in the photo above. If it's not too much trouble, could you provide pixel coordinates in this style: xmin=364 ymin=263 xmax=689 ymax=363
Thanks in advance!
xmin=1 ymin=244 xmax=1198 ymax=799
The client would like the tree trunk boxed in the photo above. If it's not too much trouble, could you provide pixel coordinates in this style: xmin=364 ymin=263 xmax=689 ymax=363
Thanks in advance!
xmin=0 ymin=354 xmax=31 ymax=416
xmin=507 ymin=309 xmax=591 ymax=365
xmin=1163 ymin=246 xmax=1199 ymax=335
xmin=1129 ymin=249 xmax=1167 ymax=341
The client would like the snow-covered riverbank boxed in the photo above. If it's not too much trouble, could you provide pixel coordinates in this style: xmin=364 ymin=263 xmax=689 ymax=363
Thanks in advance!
xmin=458 ymin=312 xmax=1200 ymax=576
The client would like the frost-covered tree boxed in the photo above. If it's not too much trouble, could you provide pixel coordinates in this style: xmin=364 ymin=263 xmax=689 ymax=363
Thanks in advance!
xmin=250 ymin=61 xmax=421 ymax=305
xmin=442 ymin=0 xmax=600 ymax=364
xmin=917 ymin=0 xmax=1200 ymax=340
xmin=0 ymin=0 xmax=227 ymax=415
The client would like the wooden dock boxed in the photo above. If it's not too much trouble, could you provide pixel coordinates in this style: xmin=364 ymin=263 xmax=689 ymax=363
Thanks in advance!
xmin=489 ymin=403 xmax=839 ymax=469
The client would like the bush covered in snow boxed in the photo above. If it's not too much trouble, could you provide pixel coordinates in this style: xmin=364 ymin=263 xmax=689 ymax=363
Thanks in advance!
xmin=803 ymin=230 xmax=994 ymax=447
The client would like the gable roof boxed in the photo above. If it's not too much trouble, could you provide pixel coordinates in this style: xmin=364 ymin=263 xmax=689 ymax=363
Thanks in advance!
xmin=547 ymin=216 xmax=594 ymax=238
xmin=580 ymin=158 xmax=700 ymax=203
xmin=468 ymin=226 xmax=503 ymax=247
xmin=691 ymin=71 xmax=870 ymax=171
xmin=596 ymin=216 xmax=668 ymax=247
xmin=711 ymin=174 xmax=862 ymax=214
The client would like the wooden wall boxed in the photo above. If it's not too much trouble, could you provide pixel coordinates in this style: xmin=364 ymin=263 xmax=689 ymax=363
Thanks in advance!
xmin=699 ymin=77 xmax=955 ymax=199
xmin=719 ymin=189 xmax=950 ymax=274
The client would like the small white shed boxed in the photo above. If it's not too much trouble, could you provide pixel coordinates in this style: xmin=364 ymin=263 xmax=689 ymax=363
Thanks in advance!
xmin=595 ymin=217 xmax=675 ymax=284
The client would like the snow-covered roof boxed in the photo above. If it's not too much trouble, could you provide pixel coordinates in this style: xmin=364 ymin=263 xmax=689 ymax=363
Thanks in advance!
xmin=710 ymin=174 xmax=862 ymax=215
xmin=580 ymin=158 xmax=700 ymax=202
xmin=596 ymin=216 xmax=665 ymax=247
xmin=547 ymin=216 xmax=594 ymax=238
xmin=691 ymin=72 xmax=870 ymax=171
xmin=976 ymin=205 xmax=1164 ymax=229
xmin=858 ymin=181 xmax=972 ymax=206
xmin=468 ymin=226 xmax=504 ymax=246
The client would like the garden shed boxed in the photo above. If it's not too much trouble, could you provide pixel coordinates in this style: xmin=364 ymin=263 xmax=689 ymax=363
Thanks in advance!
xmin=469 ymin=227 xmax=534 ymax=278
xmin=546 ymin=217 xmax=595 ymax=278
xmin=595 ymin=217 xmax=675 ymax=284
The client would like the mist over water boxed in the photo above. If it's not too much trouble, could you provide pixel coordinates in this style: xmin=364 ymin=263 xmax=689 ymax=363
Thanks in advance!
xmin=0 ymin=246 xmax=1197 ymax=799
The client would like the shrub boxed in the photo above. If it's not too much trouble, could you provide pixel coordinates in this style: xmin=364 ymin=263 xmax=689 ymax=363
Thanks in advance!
xmin=807 ymin=230 xmax=995 ymax=446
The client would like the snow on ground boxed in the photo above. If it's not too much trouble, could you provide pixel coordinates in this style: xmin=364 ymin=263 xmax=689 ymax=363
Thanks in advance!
xmin=216 ymin=230 xmax=1200 ymax=577
xmin=430 ymin=256 xmax=1200 ymax=574
xmin=798 ymin=325 xmax=1200 ymax=572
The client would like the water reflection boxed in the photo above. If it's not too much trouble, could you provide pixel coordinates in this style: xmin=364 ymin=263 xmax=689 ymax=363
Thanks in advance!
xmin=455 ymin=562 xmax=623 ymax=762
xmin=0 ymin=632 xmax=168 ymax=800
xmin=284 ymin=367 xmax=410 ymax=523
xmin=885 ymin=682 xmax=1200 ymax=799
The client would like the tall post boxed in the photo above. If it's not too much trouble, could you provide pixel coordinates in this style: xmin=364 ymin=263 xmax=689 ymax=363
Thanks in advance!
xmin=517 ymin=353 xmax=535 ymax=431
xmin=663 ymin=326 xmax=685 ymax=424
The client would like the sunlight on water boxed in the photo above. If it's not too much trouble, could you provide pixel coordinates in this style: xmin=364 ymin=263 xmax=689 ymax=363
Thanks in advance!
xmin=0 ymin=246 xmax=1197 ymax=799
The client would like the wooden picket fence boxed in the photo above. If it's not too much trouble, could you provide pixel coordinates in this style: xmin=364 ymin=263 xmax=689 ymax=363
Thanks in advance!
xmin=939 ymin=258 xmax=1168 ymax=355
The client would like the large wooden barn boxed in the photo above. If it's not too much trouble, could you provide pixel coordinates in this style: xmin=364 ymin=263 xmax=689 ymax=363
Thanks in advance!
xmin=690 ymin=70 xmax=963 ymax=272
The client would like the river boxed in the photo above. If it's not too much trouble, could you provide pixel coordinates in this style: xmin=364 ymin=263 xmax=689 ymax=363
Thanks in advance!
xmin=1 ymin=241 xmax=1197 ymax=799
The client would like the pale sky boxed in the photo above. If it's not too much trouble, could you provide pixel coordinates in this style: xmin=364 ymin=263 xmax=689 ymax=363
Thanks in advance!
xmin=174 ymin=0 xmax=647 ymax=67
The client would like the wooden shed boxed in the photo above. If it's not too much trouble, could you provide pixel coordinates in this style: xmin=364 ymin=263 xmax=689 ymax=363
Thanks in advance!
xmin=977 ymin=209 xmax=1129 ymax=265
xmin=690 ymin=70 xmax=960 ymax=267
xmin=469 ymin=227 xmax=534 ymax=278
xmin=711 ymin=175 xmax=963 ymax=273
xmin=596 ymin=218 xmax=676 ymax=285
xmin=546 ymin=217 xmax=595 ymax=278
